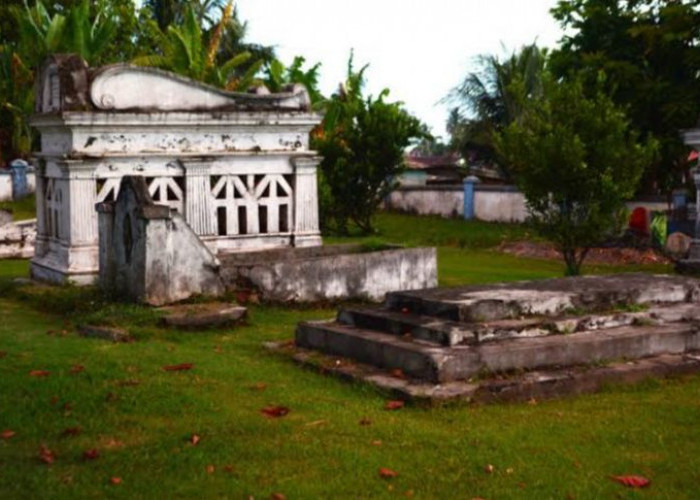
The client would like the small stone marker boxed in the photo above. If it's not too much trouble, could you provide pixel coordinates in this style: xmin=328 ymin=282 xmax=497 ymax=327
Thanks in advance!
xmin=78 ymin=325 xmax=132 ymax=343
xmin=158 ymin=303 xmax=247 ymax=329
xmin=666 ymin=231 xmax=691 ymax=257
xmin=0 ymin=209 xmax=11 ymax=227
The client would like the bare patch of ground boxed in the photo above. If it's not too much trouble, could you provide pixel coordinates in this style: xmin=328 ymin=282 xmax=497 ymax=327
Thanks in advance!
xmin=499 ymin=240 xmax=670 ymax=266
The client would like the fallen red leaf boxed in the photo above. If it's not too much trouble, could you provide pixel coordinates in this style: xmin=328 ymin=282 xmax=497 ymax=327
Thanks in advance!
xmin=61 ymin=427 xmax=82 ymax=437
xmin=162 ymin=363 xmax=194 ymax=372
xmin=611 ymin=475 xmax=651 ymax=488
xmin=205 ymin=464 xmax=215 ymax=474
xmin=0 ymin=351 xmax=6 ymax=358
xmin=1 ymin=430 xmax=15 ymax=439
xmin=69 ymin=365 xmax=85 ymax=374
xmin=83 ymin=449 xmax=100 ymax=460
xmin=359 ymin=418 xmax=372 ymax=426
xmin=484 ymin=464 xmax=494 ymax=474
xmin=29 ymin=370 xmax=50 ymax=377
xmin=270 ymin=493 xmax=286 ymax=500
xmin=189 ymin=434 xmax=201 ymax=445
xmin=261 ymin=406 xmax=290 ymax=418
xmin=379 ymin=468 xmax=398 ymax=478
xmin=38 ymin=445 xmax=55 ymax=464
xmin=385 ymin=400 xmax=404 ymax=411
xmin=110 ymin=477 xmax=122 ymax=485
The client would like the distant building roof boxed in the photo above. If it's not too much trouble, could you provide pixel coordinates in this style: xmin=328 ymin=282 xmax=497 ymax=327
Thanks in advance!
xmin=404 ymin=153 xmax=461 ymax=170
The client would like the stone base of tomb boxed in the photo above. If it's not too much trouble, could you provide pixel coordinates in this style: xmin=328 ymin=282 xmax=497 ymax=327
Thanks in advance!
xmin=219 ymin=244 xmax=437 ymax=302
xmin=291 ymin=274 xmax=700 ymax=402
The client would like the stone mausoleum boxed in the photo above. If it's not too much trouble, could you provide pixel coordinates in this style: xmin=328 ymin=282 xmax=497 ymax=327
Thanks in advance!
xmin=30 ymin=55 xmax=322 ymax=284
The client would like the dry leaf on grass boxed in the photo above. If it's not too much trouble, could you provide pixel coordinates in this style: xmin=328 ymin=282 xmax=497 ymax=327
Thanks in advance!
xmin=189 ymin=434 xmax=201 ymax=445
xmin=162 ymin=363 xmax=194 ymax=372
xmin=385 ymin=400 xmax=405 ymax=411
xmin=611 ymin=475 xmax=651 ymax=488
xmin=61 ymin=427 xmax=81 ymax=437
xmin=38 ymin=445 xmax=55 ymax=464
xmin=83 ymin=449 xmax=100 ymax=460
xmin=69 ymin=365 xmax=85 ymax=374
xmin=261 ymin=406 xmax=290 ymax=418
xmin=29 ymin=370 xmax=50 ymax=377
xmin=379 ymin=468 xmax=398 ymax=478
xmin=110 ymin=477 xmax=122 ymax=485
xmin=1 ymin=430 xmax=16 ymax=439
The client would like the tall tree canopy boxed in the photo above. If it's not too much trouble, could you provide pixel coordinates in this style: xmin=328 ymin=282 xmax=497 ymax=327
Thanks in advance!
xmin=496 ymin=75 xmax=657 ymax=275
xmin=550 ymin=0 xmax=700 ymax=195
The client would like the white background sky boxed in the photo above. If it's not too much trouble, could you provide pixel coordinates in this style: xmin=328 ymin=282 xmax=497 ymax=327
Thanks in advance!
xmin=236 ymin=0 xmax=564 ymax=140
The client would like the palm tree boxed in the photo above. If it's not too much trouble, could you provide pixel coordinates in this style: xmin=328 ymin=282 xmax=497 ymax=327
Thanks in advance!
xmin=446 ymin=44 xmax=547 ymax=169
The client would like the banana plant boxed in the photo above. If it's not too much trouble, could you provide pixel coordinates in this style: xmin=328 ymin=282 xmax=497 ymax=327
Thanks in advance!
xmin=133 ymin=1 xmax=260 ymax=91
xmin=263 ymin=56 xmax=324 ymax=106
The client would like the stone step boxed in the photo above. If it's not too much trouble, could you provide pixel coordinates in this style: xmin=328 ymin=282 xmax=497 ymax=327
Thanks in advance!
xmin=336 ymin=307 xmax=477 ymax=346
xmin=296 ymin=319 xmax=700 ymax=383
xmin=296 ymin=320 xmax=449 ymax=382
xmin=337 ymin=307 xmax=556 ymax=346
xmin=385 ymin=274 xmax=700 ymax=322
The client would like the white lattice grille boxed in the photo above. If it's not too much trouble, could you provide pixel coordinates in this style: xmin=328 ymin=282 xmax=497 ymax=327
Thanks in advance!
xmin=96 ymin=176 xmax=184 ymax=213
xmin=211 ymin=174 xmax=293 ymax=236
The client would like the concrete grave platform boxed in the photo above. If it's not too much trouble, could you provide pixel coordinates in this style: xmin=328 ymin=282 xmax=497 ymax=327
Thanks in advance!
xmin=291 ymin=274 xmax=700 ymax=402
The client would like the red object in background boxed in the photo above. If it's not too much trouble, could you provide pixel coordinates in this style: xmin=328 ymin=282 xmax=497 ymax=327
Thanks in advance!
xmin=689 ymin=150 xmax=699 ymax=162
xmin=628 ymin=207 xmax=650 ymax=236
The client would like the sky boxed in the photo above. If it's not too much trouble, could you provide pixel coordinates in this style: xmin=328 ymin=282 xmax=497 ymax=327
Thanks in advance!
xmin=235 ymin=0 xmax=564 ymax=141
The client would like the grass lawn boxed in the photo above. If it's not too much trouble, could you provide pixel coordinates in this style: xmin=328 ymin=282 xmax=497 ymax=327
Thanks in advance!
xmin=0 ymin=195 xmax=36 ymax=221
xmin=1 ymin=213 xmax=697 ymax=499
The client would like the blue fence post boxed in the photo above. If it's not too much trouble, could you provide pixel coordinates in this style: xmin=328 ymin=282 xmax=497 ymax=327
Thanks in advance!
xmin=463 ymin=175 xmax=480 ymax=220
xmin=10 ymin=159 xmax=29 ymax=200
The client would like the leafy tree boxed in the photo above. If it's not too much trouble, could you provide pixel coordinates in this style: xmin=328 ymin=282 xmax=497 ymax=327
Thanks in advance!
xmin=133 ymin=2 xmax=259 ymax=90
xmin=495 ymin=76 xmax=657 ymax=275
xmin=313 ymin=55 xmax=426 ymax=234
xmin=446 ymin=44 xmax=547 ymax=171
xmin=0 ymin=0 xmax=122 ymax=163
xmin=550 ymin=0 xmax=700 ymax=195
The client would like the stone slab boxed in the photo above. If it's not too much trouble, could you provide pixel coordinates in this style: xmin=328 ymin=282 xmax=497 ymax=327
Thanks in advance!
xmin=221 ymin=245 xmax=437 ymax=302
xmin=268 ymin=341 xmax=700 ymax=404
xmin=385 ymin=274 xmax=700 ymax=322
xmin=158 ymin=303 xmax=247 ymax=329
xmin=78 ymin=325 xmax=132 ymax=343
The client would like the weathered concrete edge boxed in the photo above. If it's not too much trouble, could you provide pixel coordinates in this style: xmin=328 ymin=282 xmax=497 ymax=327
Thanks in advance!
xmin=264 ymin=341 xmax=700 ymax=405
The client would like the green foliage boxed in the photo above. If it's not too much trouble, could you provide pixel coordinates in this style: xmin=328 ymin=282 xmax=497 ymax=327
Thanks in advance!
xmin=263 ymin=56 xmax=324 ymax=106
xmin=495 ymin=76 xmax=657 ymax=275
xmin=446 ymin=44 xmax=547 ymax=171
xmin=132 ymin=2 xmax=260 ymax=91
xmin=313 ymin=55 xmax=426 ymax=234
xmin=550 ymin=0 xmax=700 ymax=194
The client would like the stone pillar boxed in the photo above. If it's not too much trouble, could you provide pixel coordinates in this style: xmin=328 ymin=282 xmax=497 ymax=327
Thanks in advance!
xmin=292 ymin=156 xmax=322 ymax=248
xmin=33 ymin=162 xmax=48 ymax=257
xmin=10 ymin=159 xmax=28 ymax=200
xmin=183 ymin=162 xmax=216 ymax=236
xmin=463 ymin=175 xmax=480 ymax=220
xmin=65 ymin=164 xmax=99 ymax=246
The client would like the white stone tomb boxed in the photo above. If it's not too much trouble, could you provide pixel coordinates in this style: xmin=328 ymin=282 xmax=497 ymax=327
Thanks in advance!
xmin=29 ymin=55 xmax=323 ymax=284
